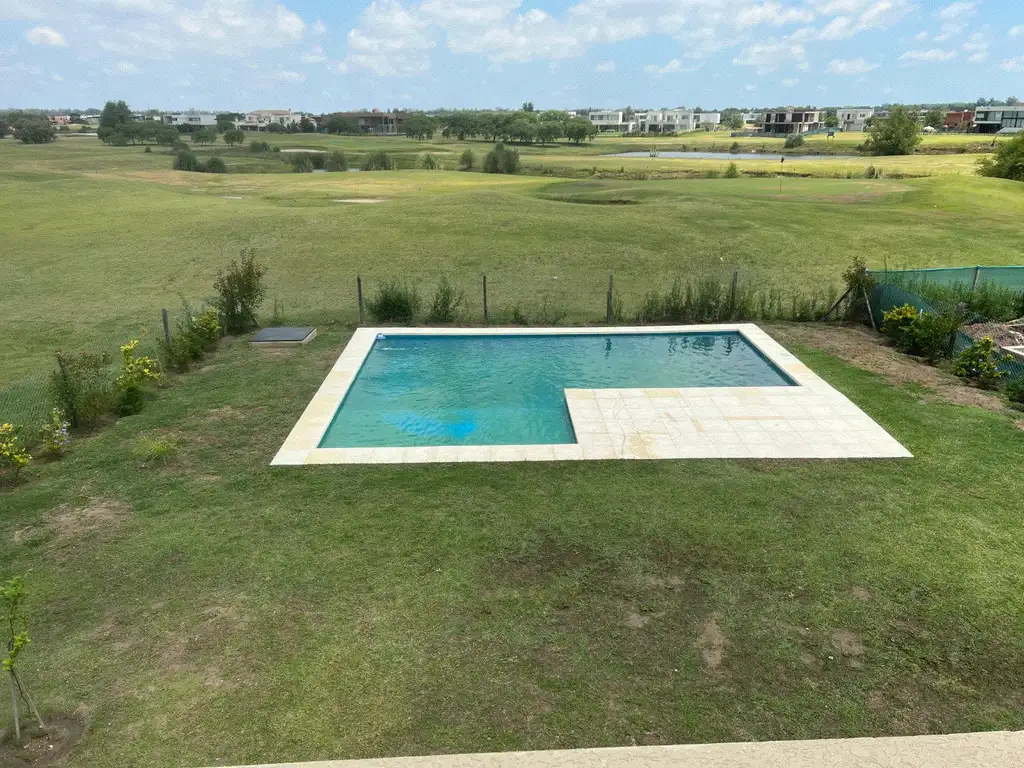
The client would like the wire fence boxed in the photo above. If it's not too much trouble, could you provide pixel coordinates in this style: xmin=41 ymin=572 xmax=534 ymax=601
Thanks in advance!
xmin=872 ymin=266 xmax=1024 ymax=291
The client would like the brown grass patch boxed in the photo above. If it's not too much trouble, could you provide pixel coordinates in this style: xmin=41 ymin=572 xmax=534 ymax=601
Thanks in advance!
xmin=46 ymin=498 xmax=132 ymax=541
xmin=0 ymin=714 xmax=86 ymax=768
xmin=697 ymin=614 xmax=727 ymax=671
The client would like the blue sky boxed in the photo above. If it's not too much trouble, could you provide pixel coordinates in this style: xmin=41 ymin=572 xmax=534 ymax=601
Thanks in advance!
xmin=1 ymin=0 xmax=1022 ymax=111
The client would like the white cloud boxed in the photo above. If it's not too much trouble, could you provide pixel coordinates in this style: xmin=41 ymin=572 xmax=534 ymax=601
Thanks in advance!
xmin=311 ymin=19 xmax=326 ymax=35
xmin=782 ymin=76 xmax=799 ymax=85
xmin=343 ymin=0 xmax=436 ymax=75
xmin=827 ymin=56 xmax=879 ymax=74
xmin=744 ymin=83 xmax=756 ymax=91
xmin=594 ymin=59 xmax=615 ymax=72
xmin=791 ymin=0 xmax=913 ymax=42
xmin=644 ymin=57 xmax=700 ymax=75
xmin=272 ymin=68 xmax=306 ymax=82
xmin=1000 ymin=56 xmax=1024 ymax=72
xmin=963 ymin=32 xmax=988 ymax=62
xmin=25 ymin=25 xmax=65 ymax=45
xmin=937 ymin=1 xmax=977 ymax=21
xmin=736 ymin=2 xmax=814 ymax=29
xmin=300 ymin=45 xmax=326 ymax=63
xmin=732 ymin=39 xmax=806 ymax=73
xmin=899 ymin=48 xmax=958 ymax=63
xmin=52 ymin=72 xmax=64 ymax=81
xmin=1010 ymin=25 xmax=1024 ymax=37
xmin=106 ymin=60 xmax=138 ymax=74
xmin=914 ymin=30 xmax=927 ymax=40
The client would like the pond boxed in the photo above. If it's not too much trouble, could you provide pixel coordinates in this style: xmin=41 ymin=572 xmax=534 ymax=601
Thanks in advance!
xmin=607 ymin=151 xmax=862 ymax=161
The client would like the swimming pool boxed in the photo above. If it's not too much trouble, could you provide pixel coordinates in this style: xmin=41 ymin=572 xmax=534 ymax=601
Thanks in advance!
xmin=319 ymin=332 xmax=794 ymax=448
xmin=271 ymin=325 xmax=911 ymax=465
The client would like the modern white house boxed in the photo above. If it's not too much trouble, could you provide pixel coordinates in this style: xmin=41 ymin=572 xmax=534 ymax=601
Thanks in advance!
xmin=695 ymin=112 xmax=722 ymax=129
xmin=641 ymin=109 xmax=694 ymax=133
xmin=588 ymin=110 xmax=637 ymax=132
xmin=161 ymin=113 xmax=217 ymax=128
xmin=973 ymin=105 xmax=1024 ymax=134
xmin=740 ymin=112 xmax=763 ymax=126
xmin=763 ymin=109 xmax=823 ymax=134
xmin=837 ymin=108 xmax=874 ymax=132
xmin=237 ymin=109 xmax=304 ymax=131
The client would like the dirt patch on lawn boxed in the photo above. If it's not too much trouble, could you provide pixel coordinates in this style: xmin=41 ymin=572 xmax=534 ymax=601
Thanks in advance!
xmin=0 ymin=714 xmax=86 ymax=767
xmin=500 ymin=537 xmax=608 ymax=585
xmin=768 ymin=323 xmax=1011 ymax=414
xmin=831 ymin=630 xmax=866 ymax=667
xmin=332 ymin=198 xmax=388 ymax=204
xmin=697 ymin=614 xmax=727 ymax=671
xmin=46 ymin=499 xmax=132 ymax=541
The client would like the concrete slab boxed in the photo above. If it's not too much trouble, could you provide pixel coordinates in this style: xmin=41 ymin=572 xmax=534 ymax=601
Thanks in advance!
xmin=251 ymin=327 xmax=317 ymax=348
xmin=212 ymin=731 xmax=1024 ymax=768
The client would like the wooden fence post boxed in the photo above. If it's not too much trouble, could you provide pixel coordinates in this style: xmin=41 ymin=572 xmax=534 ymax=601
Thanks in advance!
xmin=971 ymin=266 xmax=981 ymax=292
xmin=161 ymin=308 xmax=172 ymax=347
xmin=482 ymin=275 xmax=488 ymax=323
xmin=357 ymin=275 xmax=364 ymax=324
xmin=606 ymin=272 xmax=614 ymax=324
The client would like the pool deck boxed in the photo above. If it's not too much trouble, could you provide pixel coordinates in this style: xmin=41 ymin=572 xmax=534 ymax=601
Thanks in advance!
xmin=271 ymin=324 xmax=911 ymax=465
xmin=213 ymin=731 xmax=1024 ymax=768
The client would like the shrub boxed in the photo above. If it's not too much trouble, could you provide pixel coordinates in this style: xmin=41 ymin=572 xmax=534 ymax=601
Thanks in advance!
xmin=482 ymin=143 xmax=520 ymax=174
xmin=162 ymin=303 xmax=221 ymax=372
xmin=172 ymin=151 xmax=201 ymax=171
xmin=729 ymin=141 xmax=741 ymax=153
xmin=459 ymin=149 xmax=475 ymax=170
xmin=144 ymin=146 xmax=152 ymax=153
xmin=367 ymin=280 xmax=421 ymax=323
xmin=292 ymin=154 xmax=314 ymax=173
xmin=724 ymin=162 xmax=740 ymax=178
xmin=249 ymin=140 xmax=271 ymax=153
xmin=49 ymin=350 xmax=115 ymax=428
xmin=326 ymin=151 xmax=348 ymax=171
xmin=1006 ymin=380 xmax=1024 ymax=405
xmin=864 ymin=104 xmax=923 ymax=156
xmin=978 ymin=132 xmax=1024 ymax=182
xmin=784 ymin=134 xmax=805 ymax=149
xmin=427 ymin=277 xmax=465 ymax=323
xmin=703 ymin=169 xmax=721 ymax=179
xmin=0 ymin=424 xmax=30 ymax=480
xmin=906 ymin=310 xmax=963 ymax=361
xmin=882 ymin=304 xmax=919 ymax=342
xmin=420 ymin=153 xmax=443 ymax=170
xmin=214 ymin=249 xmax=267 ymax=334
xmin=115 ymin=339 xmax=161 ymax=416
xmin=841 ymin=256 xmax=876 ymax=320
xmin=39 ymin=409 xmax=71 ymax=457
xmin=954 ymin=337 xmax=1012 ymax=388
xmin=204 ymin=157 xmax=227 ymax=173
xmin=363 ymin=151 xmax=396 ymax=171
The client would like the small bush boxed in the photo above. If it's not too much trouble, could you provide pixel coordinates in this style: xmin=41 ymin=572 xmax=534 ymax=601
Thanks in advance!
xmin=784 ymin=134 xmax=805 ymax=149
xmin=954 ymin=337 xmax=1012 ymax=388
xmin=729 ymin=141 xmax=741 ymax=153
xmin=172 ymin=151 xmax=201 ymax=171
xmin=363 ymin=151 xmax=396 ymax=171
xmin=427 ymin=277 xmax=465 ymax=323
xmin=420 ymin=153 xmax=443 ymax=170
xmin=162 ymin=303 xmax=221 ymax=372
xmin=886 ymin=308 xmax=962 ymax=362
xmin=841 ymin=256 xmax=876 ymax=321
xmin=115 ymin=339 xmax=161 ymax=416
xmin=1006 ymin=380 xmax=1024 ymax=404
xmin=326 ymin=151 xmax=348 ymax=171
xmin=724 ymin=162 xmax=740 ymax=178
xmin=882 ymin=304 xmax=919 ymax=342
xmin=50 ymin=350 xmax=115 ymax=429
xmin=0 ymin=423 xmax=31 ymax=480
xmin=249 ymin=140 xmax=271 ymax=153
xmin=204 ymin=157 xmax=227 ymax=174
xmin=459 ymin=149 xmax=475 ymax=170
xmin=703 ymin=169 xmax=721 ymax=179
xmin=144 ymin=146 xmax=152 ymax=153
xmin=39 ymin=408 xmax=71 ymax=457
xmin=214 ymin=248 xmax=268 ymax=334
xmin=292 ymin=154 xmax=314 ymax=173
xmin=482 ymin=143 xmax=520 ymax=174
xmin=367 ymin=280 xmax=422 ymax=323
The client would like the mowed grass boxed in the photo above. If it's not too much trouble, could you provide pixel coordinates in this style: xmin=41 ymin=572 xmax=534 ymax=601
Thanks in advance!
xmin=1 ymin=329 xmax=1024 ymax=768
xmin=2 ymin=136 xmax=1024 ymax=384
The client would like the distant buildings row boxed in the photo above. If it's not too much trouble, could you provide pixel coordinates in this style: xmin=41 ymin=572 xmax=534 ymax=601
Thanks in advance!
xmin=44 ymin=104 xmax=1024 ymax=137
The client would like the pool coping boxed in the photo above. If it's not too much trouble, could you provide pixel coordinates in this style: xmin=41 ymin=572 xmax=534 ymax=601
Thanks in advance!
xmin=270 ymin=324 xmax=912 ymax=465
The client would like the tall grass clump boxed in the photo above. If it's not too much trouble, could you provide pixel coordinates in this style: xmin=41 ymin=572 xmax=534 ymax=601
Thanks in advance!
xmin=291 ymin=153 xmax=314 ymax=173
xmin=367 ymin=280 xmax=421 ymax=323
xmin=326 ymin=151 xmax=348 ymax=171
xmin=483 ymin=143 xmax=519 ymax=174
xmin=459 ymin=149 xmax=475 ymax=170
xmin=420 ymin=153 xmax=443 ymax=170
xmin=724 ymin=162 xmax=740 ymax=178
xmin=426 ymin=277 xmax=466 ymax=323
xmin=363 ymin=151 xmax=397 ymax=171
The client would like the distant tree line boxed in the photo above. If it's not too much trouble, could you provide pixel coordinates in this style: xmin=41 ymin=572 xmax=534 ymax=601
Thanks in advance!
xmin=399 ymin=110 xmax=598 ymax=145
xmin=0 ymin=109 xmax=57 ymax=144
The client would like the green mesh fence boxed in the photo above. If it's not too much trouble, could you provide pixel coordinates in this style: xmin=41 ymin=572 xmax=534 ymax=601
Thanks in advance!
xmin=871 ymin=267 xmax=1024 ymax=291
xmin=868 ymin=283 xmax=1024 ymax=382
xmin=0 ymin=371 xmax=53 ymax=434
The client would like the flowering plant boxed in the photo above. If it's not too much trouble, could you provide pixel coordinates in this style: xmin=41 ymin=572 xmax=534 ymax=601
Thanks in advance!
xmin=40 ymin=408 xmax=72 ymax=457
xmin=0 ymin=423 xmax=31 ymax=479
xmin=116 ymin=339 xmax=161 ymax=415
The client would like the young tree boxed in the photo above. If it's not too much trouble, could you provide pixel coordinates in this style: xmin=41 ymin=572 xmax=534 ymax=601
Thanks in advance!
xmin=16 ymin=120 xmax=57 ymax=144
xmin=522 ymin=101 xmax=534 ymax=112
xmin=2 ymin=576 xmax=45 ymax=742
xmin=223 ymin=129 xmax=245 ymax=146
xmin=99 ymin=100 xmax=133 ymax=130
xmin=924 ymin=108 xmax=945 ymax=129
xmin=326 ymin=115 xmax=361 ymax=134
xmin=404 ymin=114 xmax=437 ymax=140
xmin=564 ymin=116 xmax=598 ymax=144
xmin=154 ymin=126 xmax=179 ymax=145
xmin=824 ymin=110 xmax=839 ymax=128
xmin=725 ymin=113 xmax=745 ymax=130
xmin=191 ymin=127 xmax=217 ymax=145
xmin=537 ymin=119 xmax=563 ymax=144
xmin=299 ymin=116 xmax=316 ymax=133
xmin=864 ymin=105 xmax=923 ymax=156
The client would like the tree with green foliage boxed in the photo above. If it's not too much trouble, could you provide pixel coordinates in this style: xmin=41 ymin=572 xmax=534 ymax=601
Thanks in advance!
xmin=2 ymin=575 xmax=45 ymax=743
xmin=154 ymin=126 xmax=179 ymax=145
xmin=564 ymin=116 xmax=598 ymax=144
xmin=404 ymin=113 xmax=437 ymax=140
xmin=266 ymin=122 xmax=285 ymax=133
xmin=204 ymin=157 xmax=227 ymax=174
xmin=824 ymin=111 xmax=839 ymax=128
xmin=223 ymin=129 xmax=245 ymax=146
xmin=459 ymin=149 xmax=475 ymax=170
xmin=99 ymin=100 xmax=133 ymax=131
xmin=483 ymin=143 xmax=519 ymax=174
xmin=522 ymin=101 xmax=534 ymax=112
xmin=864 ymin=104 xmax=923 ymax=156
xmin=978 ymin=132 xmax=1024 ymax=182
xmin=537 ymin=119 xmax=563 ymax=144
xmin=326 ymin=115 xmax=361 ymax=134
xmin=725 ymin=113 xmax=744 ymax=130
xmin=507 ymin=116 xmax=538 ymax=143
xmin=16 ymin=120 xmax=56 ymax=144
xmin=191 ymin=127 xmax=217 ymax=145
xmin=924 ymin=108 xmax=945 ymax=129
xmin=0 ymin=120 xmax=8 ymax=139
xmin=326 ymin=151 xmax=348 ymax=171
xmin=214 ymin=248 xmax=267 ymax=333
xmin=300 ymin=116 xmax=316 ymax=133
xmin=172 ymin=151 xmax=202 ymax=171
xmin=440 ymin=111 xmax=479 ymax=140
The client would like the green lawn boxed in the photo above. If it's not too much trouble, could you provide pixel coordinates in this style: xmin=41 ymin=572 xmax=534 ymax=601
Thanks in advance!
xmin=1 ymin=328 xmax=1023 ymax=767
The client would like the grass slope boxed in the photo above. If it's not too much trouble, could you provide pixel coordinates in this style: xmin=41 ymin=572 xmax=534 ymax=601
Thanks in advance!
xmin=1 ymin=330 xmax=1023 ymax=767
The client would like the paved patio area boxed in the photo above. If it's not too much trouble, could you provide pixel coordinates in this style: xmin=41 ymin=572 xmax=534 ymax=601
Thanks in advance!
xmin=272 ymin=325 xmax=911 ymax=465
xmin=218 ymin=731 xmax=1024 ymax=768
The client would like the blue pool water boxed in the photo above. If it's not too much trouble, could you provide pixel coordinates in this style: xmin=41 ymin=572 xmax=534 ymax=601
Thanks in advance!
xmin=319 ymin=332 xmax=795 ymax=448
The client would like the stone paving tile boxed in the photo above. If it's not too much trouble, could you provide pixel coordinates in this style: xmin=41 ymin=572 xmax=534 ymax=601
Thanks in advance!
xmin=271 ymin=325 xmax=913 ymax=466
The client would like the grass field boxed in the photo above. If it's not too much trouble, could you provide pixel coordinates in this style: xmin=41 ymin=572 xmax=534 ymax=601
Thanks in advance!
xmin=3 ymin=133 xmax=1024 ymax=766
